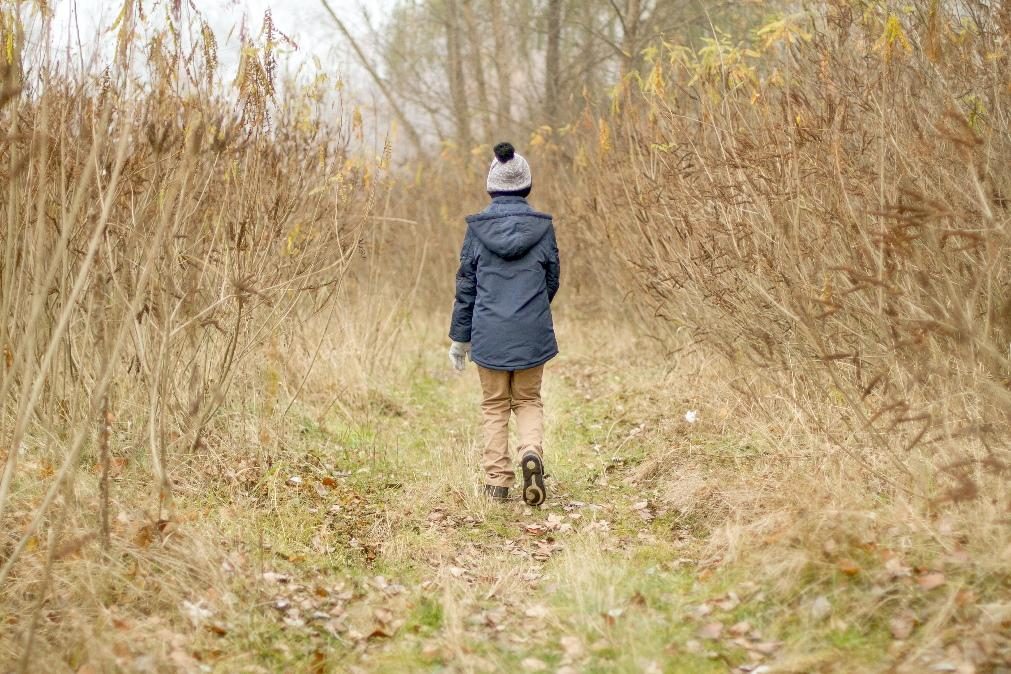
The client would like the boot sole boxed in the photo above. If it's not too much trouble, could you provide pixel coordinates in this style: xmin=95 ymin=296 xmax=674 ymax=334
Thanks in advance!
xmin=521 ymin=453 xmax=546 ymax=506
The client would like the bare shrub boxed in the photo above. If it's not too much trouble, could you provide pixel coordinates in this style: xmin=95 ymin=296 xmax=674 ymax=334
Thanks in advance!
xmin=553 ymin=0 xmax=1011 ymax=498
xmin=0 ymin=5 xmax=383 ymax=661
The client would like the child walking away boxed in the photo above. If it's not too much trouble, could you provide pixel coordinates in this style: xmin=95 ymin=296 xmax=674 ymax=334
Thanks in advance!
xmin=448 ymin=142 xmax=561 ymax=506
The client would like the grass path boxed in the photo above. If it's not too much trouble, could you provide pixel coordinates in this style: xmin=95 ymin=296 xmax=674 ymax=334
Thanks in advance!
xmin=167 ymin=336 xmax=901 ymax=674
xmin=11 ymin=328 xmax=1003 ymax=672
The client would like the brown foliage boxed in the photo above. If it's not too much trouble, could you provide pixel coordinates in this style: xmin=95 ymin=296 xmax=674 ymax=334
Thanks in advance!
xmin=559 ymin=1 xmax=1011 ymax=493
xmin=0 ymin=7 xmax=383 ymax=659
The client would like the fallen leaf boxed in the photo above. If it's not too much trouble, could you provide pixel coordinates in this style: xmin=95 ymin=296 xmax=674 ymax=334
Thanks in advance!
xmin=692 ymin=603 xmax=713 ymax=618
xmin=531 ymin=540 xmax=560 ymax=561
xmin=560 ymin=635 xmax=584 ymax=660
xmin=955 ymin=589 xmax=976 ymax=607
xmin=837 ymin=559 xmax=861 ymax=576
xmin=204 ymin=622 xmax=228 ymax=637
xmin=628 ymin=591 xmax=648 ymax=608
xmin=524 ymin=605 xmax=549 ymax=619
xmin=524 ymin=523 xmax=549 ymax=536
xmin=521 ymin=657 xmax=547 ymax=672
xmin=53 ymin=533 xmax=96 ymax=561
xmin=181 ymin=600 xmax=213 ymax=626
xmin=310 ymin=650 xmax=328 ymax=674
xmin=750 ymin=641 xmax=782 ymax=655
xmin=169 ymin=649 xmax=198 ymax=668
xmin=916 ymin=572 xmax=945 ymax=590
xmin=109 ymin=456 xmax=128 ymax=477
xmin=367 ymin=626 xmax=393 ymax=639
xmin=713 ymin=591 xmax=740 ymax=611
xmin=311 ymin=532 xmax=333 ymax=554
xmin=889 ymin=611 xmax=916 ymax=640
xmin=697 ymin=622 xmax=723 ymax=640
xmin=684 ymin=639 xmax=703 ymax=654
xmin=810 ymin=595 xmax=832 ymax=621
xmin=729 ymin=620 xmax=751 ymax=636
xmin=884 ymin=556 xmax=912 ymax=579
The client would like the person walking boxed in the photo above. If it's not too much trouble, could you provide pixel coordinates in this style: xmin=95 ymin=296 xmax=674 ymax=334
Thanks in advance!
xmin=448 ymin=142 xmax=561 ymax=506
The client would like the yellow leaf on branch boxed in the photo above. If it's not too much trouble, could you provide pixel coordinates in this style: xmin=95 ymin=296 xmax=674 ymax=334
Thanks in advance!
xmin=876 ymin=15 xmax=911 ymax=63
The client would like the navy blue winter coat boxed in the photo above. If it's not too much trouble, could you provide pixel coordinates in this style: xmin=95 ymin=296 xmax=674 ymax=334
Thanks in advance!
xmin=449 ymin=196 xmax=560 ymax=371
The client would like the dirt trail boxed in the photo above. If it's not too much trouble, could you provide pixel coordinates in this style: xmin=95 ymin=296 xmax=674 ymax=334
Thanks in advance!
xmin=167 ymin=333 xmax=986 ymax=674
xmin=197 ymin=346 xmax=799 ymax=674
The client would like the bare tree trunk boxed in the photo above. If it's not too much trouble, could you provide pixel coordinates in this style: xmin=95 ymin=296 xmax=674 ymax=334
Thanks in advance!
xmin=621 ymin=0 xmax=643 ymax=78
xmin=462 ymin=0 xmax=493 ymax=141
xmin=320 ymin=0 xmax=424 ymax=154
xmin=578 ymin=1 xmax=593 ymax=96
xmin=489 ymin=0 xmax=511 ymax=136
xmin=545 ymin=0 xmax=562 ymax=125
xmin=445 ymin=0 xmax=473 ymax=150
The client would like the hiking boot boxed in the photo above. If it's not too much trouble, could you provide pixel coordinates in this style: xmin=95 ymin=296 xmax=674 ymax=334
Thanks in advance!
xmin=520 ymin=451 xmax=546 ymax=506
xmin=484 ymin=484 xmax=510 ymax=501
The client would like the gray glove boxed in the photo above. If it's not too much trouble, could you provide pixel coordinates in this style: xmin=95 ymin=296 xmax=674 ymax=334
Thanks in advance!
xmin=448 ymin=341 xmax=471 ymax=371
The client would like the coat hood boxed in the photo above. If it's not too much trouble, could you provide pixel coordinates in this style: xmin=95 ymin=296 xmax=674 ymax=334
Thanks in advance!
xmin=465 ymin=197 xmax=552 ymax=260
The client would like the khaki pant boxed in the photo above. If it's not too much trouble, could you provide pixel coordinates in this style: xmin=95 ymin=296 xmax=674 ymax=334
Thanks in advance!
xmin=477 ymin=365 xmax=544 ymax=487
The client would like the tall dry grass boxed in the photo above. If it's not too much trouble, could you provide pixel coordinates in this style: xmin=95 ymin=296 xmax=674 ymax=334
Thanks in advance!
xmin=575 ymin=0 xmax=1011 ymax=500
xmin=0 ymin=5 xmax=387 ymax=666
xmin=537 ymin=5 xmax=1010 ymax=657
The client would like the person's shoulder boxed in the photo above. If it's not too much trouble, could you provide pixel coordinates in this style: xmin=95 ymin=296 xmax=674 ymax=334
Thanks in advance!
xmin=466 ymin=199 xmax=552 ymax=222
xmin=522 ymin=201 xmax=552 ymax=220
xmin=465 ymin=208 xmax=495 ymax=224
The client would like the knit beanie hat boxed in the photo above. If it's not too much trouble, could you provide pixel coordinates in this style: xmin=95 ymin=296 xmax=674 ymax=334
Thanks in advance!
xmin=486 ymin=142 xmax=532 ymax=193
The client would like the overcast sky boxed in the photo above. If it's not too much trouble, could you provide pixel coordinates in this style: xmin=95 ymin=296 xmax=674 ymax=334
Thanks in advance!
xmin=33 ymin=0 xmax=392 ymax=84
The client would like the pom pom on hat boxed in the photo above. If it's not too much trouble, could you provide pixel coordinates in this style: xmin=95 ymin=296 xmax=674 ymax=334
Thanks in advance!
xmin=493 ymin=142 xmax=515 ymax=163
